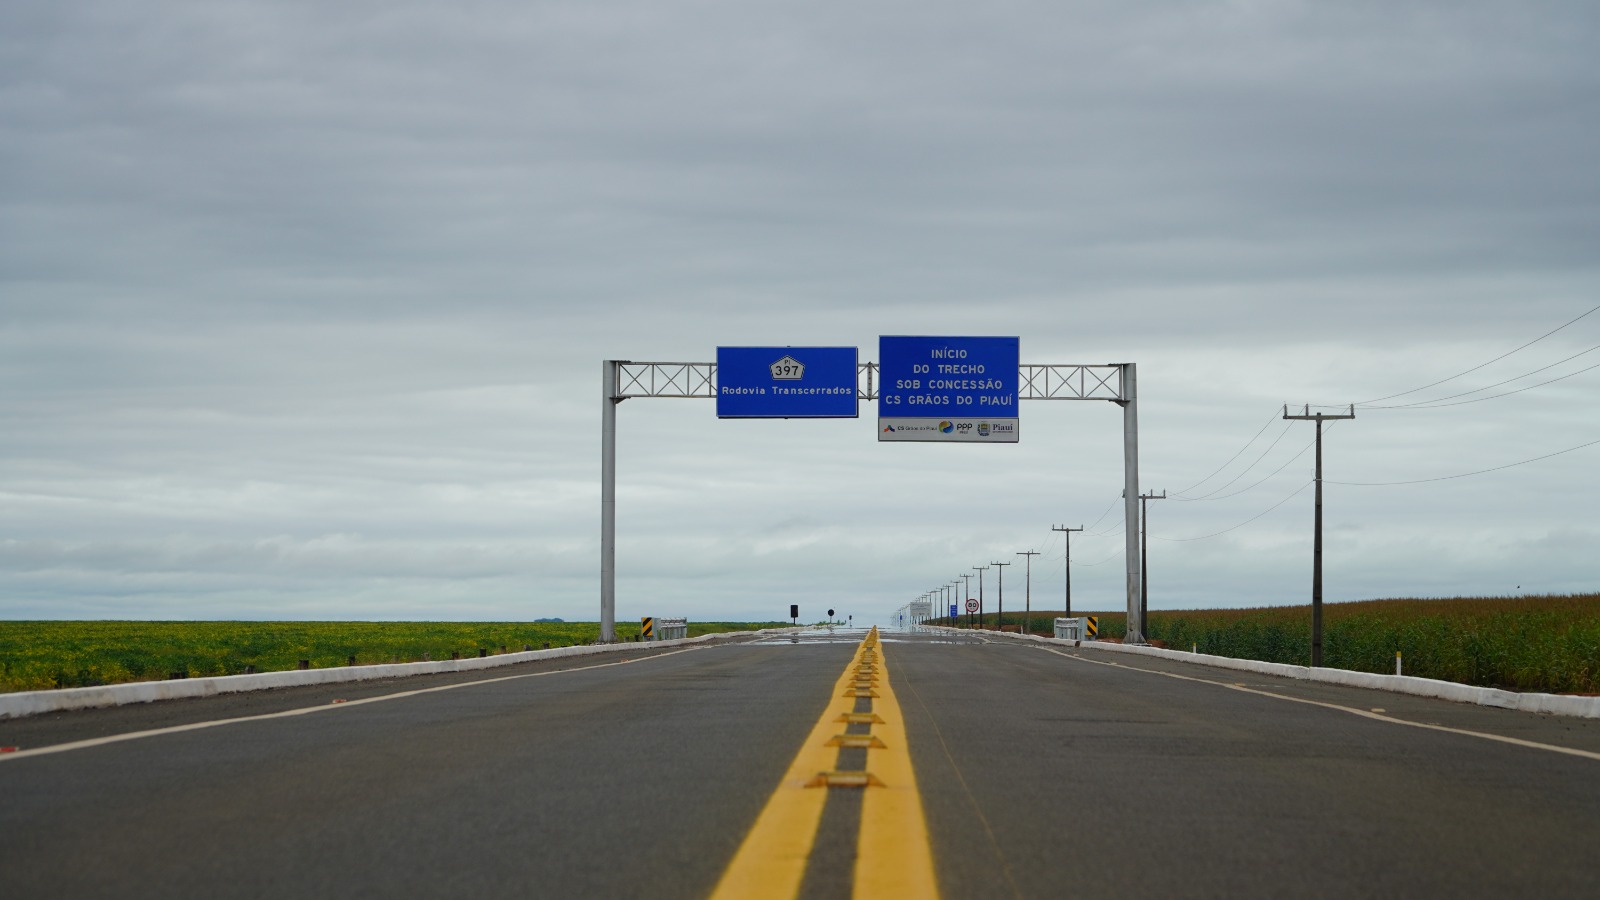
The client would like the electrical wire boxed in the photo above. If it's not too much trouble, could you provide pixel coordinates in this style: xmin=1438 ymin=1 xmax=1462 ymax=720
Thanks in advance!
xmin=1173 ymin=421 xmax=1337 ymax=503
xmin=1172 ymin=408 xmax=1285 ymax=496
xmin=1354 ymin=302 xmax=1600 ymax=406
xmin=1327 ymin=437 xmax=1600 ymax=486
xmin=1364 ymin=358 xmax=1600 ymax=410
xmin=1365 ymin=342 xmax=1600 ymax=408
xmin=1083 ymin=494 xmax=1121 ymax=532
xmin=1154 ymin=480 xmax=1314 ymax=543
xmin=1070 ymin=546 xmax=1126 ymax=568
xmin=1172 ymin=422 xmax=1298 ymax=501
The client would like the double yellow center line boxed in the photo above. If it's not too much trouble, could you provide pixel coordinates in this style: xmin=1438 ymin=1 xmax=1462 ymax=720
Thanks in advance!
xmin=711 ymin=627 xmax=938 ymax=899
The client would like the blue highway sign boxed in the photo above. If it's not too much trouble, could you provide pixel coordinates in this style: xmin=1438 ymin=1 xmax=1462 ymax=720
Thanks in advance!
xmin=716 ymin=346 xmax=859 ymax=418
xmin=878 ymin=335 xmax=1019 ymax=442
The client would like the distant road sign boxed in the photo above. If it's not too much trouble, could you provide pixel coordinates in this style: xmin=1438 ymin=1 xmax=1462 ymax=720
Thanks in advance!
xmin=878 ymin=335 xmax=1019 ymax=442
xmin=950 ymin=603 xmax=958 ymax=618
xmin=965 ymin=598 xmax=979 ymax=613
xmin=716 ymin=346 xmax=859 ymax=418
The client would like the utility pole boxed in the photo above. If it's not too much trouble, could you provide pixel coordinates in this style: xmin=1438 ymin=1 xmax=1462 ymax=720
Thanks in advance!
xmin=1017 ymin=550 xmax=1040 ymax=635
xmin=990 ymin=561 xmax=1011 ymax=631
xmin=1139 ymin=492 xmax=1165 ymax=641
xmin=1051 ymin=525 xmax=1083 ymax=617
xmin=1284 ymin=404 xmax=1356 ymax=667
xmin=960 ymin=574 xmax=973 ymax=628
xmin=974 ymin=565 xmax=989 ymax=628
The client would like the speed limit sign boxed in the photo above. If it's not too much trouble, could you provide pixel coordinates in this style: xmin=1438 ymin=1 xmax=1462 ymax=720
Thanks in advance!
xmin=965 ymin=598 xmax=979 ymax=613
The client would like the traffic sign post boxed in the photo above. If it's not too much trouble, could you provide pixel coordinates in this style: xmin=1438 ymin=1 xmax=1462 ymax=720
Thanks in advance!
xmin=877 ymin=336 xmax=1019 ymax=442
xmin=965 ymin=597 xmax=979 ymax=628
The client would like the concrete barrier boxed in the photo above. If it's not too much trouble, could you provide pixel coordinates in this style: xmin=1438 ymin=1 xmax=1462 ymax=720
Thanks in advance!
xmin=0 ymin=628 xmax=799 ymax=721
xmin=921 ymin=625 xmax=1600 ymax=720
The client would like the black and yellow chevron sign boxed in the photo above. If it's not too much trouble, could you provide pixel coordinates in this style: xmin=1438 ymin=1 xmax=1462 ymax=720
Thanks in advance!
xmin=1086 ymin=616 xmax=1099 ymax=639
xmin=641 ymin=617 xmax=654 ymax=638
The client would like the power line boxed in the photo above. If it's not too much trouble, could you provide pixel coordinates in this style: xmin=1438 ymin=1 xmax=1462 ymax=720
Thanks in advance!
xmin=1364 ymin=357 xmax=1600 ymax=410
xmin=1328 ymin=437 xmax=1600 ymax=486
xmin=1173 ymin=421 xmax=1296 ymax=501
xmin=1354 ymin=302 xmax=1600 ymax=406
xmin=1172 ymin=407 xmax=1285 ymax=496
xmin=1365 ymin=342 xmax=1600 ymax=409
xmin=1083 ymin=494 xmax=1121 ymax=532
xmin=1155 ymin=480 xmax=1314 ymax=542
xmin=1173 ymin=428 xmax=1320 ymax=502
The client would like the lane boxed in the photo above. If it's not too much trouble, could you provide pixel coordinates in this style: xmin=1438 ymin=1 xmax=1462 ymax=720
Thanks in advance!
xmin=6 ymin=627 xmax=1599 ymax=898
xmin=893 ymin=632 xmax=1600 ymax=898
xmin=0 ymin=639 xmax=853 ymax=898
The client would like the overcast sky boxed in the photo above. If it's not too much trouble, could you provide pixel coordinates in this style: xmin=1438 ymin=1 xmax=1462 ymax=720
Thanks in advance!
xmin=3 ymin=1 xmax=1598 ymax=625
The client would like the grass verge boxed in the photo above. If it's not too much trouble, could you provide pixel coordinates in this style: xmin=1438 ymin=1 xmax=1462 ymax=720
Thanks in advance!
xmin=929 ymin=594 xmax=1600 ymax=694
xmin=0 ymin=620 xmax=786 ymax=693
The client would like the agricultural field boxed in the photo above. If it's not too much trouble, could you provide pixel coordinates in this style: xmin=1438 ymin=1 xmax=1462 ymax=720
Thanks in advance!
xmin=931 ymin=593 xmax=1600 ymax=694
xmin=0 ymin=620 xmax=786 ymax=693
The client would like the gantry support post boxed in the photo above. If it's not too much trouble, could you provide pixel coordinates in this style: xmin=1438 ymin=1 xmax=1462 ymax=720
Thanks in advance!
xmin=600 ymin=360 xmax=623 ymax=643
xmin=1121 ymin=363 xmax=1143 ymax=644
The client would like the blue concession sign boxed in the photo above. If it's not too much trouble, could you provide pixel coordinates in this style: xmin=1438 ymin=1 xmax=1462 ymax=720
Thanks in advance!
xmin=878 ymin=335 xmax=1019 ymax=442
xmin=716 ymin=346 xmax=859 ymax=418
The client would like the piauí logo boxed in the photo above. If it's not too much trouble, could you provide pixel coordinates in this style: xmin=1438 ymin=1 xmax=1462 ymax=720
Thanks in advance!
xmin=939 ymin=421 xmax=954 ymax=433
xmin=882 ymin=424 xmax=896 ymax=433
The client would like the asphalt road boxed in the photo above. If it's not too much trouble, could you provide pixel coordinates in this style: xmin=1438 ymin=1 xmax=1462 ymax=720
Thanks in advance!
xmin=3 ymin=628 xmax=1598 ymax=898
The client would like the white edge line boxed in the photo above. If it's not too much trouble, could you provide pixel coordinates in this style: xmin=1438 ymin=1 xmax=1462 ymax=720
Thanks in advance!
xmin=0 ymin=646 xmax=709 ymax=762
xmin=1034 ymin=644 xmax=1600 ymax=764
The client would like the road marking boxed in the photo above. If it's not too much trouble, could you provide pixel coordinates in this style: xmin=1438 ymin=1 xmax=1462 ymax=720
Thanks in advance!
xmin=0 ymin=647 xmax=705 ymax=763
xmin=1039 ymin=647 xmax=1600 ymax=763
xmin=855 ymin=634 xmax=938 ymax=899
xmin=711 ymin=628 xmax=938 ymax=899
xmin=710 ymin=636 xmax=870 ymax=899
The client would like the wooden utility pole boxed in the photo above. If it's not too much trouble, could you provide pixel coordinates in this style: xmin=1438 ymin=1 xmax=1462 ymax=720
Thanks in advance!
xmin=1052 ymin=525 xmax=1083 ymax=617
xmin=990 ymin=561 xmax=1011 ymax=631
xmin=1017 ymin=550 xmax=1041 ymax=635
xmin=959 ymin=574 xmax=974 ymax=628
xmin=1138 ymin=491 xmax=1166 ymax=642
xmin=1283 ymin=404 xmax=1356 ymax=667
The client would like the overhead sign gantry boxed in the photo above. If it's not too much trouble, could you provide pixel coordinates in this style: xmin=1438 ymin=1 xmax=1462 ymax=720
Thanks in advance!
xmin=600 ymin=339 xmax=1145 ymax=644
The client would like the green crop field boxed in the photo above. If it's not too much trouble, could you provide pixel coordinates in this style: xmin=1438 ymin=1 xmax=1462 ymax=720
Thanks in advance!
xmin=0 ymin=620 xmax=786 ymax=693
xmin=930 ymin=593 xmax=1600 ymax=694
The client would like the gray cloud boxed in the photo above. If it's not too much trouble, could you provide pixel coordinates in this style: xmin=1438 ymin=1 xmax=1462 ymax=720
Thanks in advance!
xmin=3 ymin=1 xmax=1598 ymax=622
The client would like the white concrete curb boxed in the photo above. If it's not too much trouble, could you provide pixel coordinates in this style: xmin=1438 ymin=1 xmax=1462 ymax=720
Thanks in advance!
xmin=0 ymin=628 xmax=796 ymax=721
xmin=925 ymin=626 xmax=1600 ymax=720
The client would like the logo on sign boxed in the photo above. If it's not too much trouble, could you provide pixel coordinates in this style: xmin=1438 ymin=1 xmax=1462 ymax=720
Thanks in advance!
xmin=770 ymin=356 xmax=805 ymax=380
xmin=977 ymin=422 xmax=990 ymax=437
xmin=939 ymin=421 xmax=954 ymax=433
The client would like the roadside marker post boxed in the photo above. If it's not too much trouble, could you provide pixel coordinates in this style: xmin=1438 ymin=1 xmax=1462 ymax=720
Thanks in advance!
xmin=641 ymin=617 xmax=654 ymax=641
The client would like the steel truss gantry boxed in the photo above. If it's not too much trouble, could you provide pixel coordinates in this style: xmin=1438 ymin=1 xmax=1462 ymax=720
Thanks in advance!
xmin=601 ymin=360 xmax=1144 ymax=644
